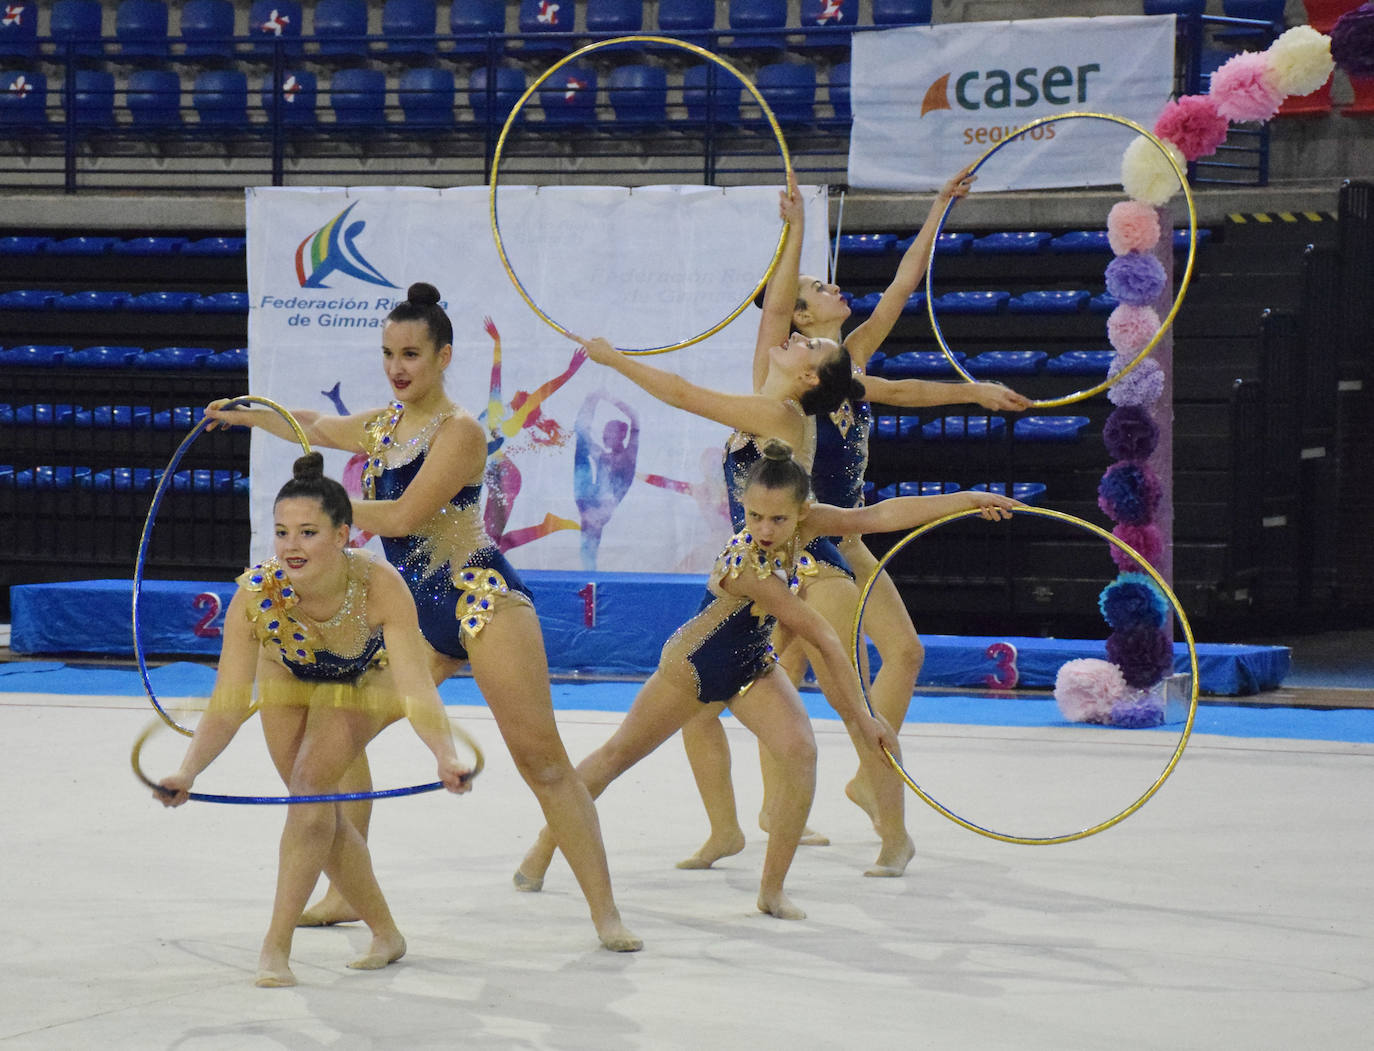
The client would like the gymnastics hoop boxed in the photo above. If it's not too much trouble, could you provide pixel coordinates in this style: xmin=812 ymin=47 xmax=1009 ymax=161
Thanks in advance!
xmin=488 ymin=35 xmax=794 ymax=355
xmin=132 ymin=396 xmax=311 ymax=739
xmin=131 ymin=714 xmax=485 ymax=805
xmin=925 ymin=111 xmax=1198 ymax=409
xmin=850 ymin=505 xmax=1199 ymax=845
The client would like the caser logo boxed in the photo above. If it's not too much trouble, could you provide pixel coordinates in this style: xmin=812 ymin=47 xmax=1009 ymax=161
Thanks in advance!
xmin=294 ymin=202 xmax=398 ymax=289
xmin=920 ymin=63 xmax=1101 ymax=116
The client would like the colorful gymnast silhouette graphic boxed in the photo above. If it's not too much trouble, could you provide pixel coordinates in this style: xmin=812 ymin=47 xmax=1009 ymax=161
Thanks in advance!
xmin=294 ymin=202 xmax=396 ymax=290
xmin=477 ymin=316 xmax=586 ymax=552
xmin=639 ymin=446 xmax=732 ymax=572
xmin=320 ymin=380 xmax=375 ymax=548
xmin=573 ymin=391 xmax=640 ymax=571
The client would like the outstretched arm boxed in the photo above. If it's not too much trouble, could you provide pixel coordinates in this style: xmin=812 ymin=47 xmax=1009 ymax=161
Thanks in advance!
xmin=350 ymin=413 xmax=488 ymax=537
xmin=805 ymin=489 xmax=1019 ymax=540
xmin=861 ymin=374 xmax=1033 ymax=412
xmin=203 ymin=399 xmax=374 ymax=452
xmin=753 ymin=174 xmax=807 ymax=393
xmin=484 ymin=315 xmax=505 ymax=429
xmin=844 ymin=166 xmax=976 ymax=367
xmin=502 ymin=347 xmax=589 ymax=437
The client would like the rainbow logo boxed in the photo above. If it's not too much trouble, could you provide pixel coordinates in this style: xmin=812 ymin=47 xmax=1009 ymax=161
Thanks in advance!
xmin=293 ymin=202 xmax=397 ymax=289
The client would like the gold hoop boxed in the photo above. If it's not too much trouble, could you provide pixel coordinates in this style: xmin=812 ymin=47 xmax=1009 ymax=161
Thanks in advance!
xmin=488 ymin=36 xmax=795 ymax=355
xmin=924 ymin=111 xmax=1197 ymax=408
xmin=851 ymin=505 xmax=1199 ymax=845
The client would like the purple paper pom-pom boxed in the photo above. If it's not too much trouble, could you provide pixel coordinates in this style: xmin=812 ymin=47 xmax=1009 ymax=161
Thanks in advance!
xmin=1110 ymin=522 xmax=1165 ymax=572
xmin=1099 ymin=572 xmax=1169 ymax=631
xmin=1105 ymin=252 xmax=1168 ymax=306
xmin=1332 ymin=3 xmax=1374 ymax=77
xmin=1098 ymin=461 xmax=1162 ymax=526
xmin=1107 ymin=353 xmax=1165 ymax=408
xmin=1106 ymin=625 xmax=1174 ymax=689
xmin=1102 ymin=405 xmax=1160 ymax=461
xmin=1109 ymin=689 xmax=1166 ymax=728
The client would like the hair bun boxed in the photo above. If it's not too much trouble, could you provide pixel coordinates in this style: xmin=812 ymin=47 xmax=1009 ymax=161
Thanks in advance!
xmin=760 ymin=438 xmax=793 ymax=462
xmin=292 ymin=451 xmax=326 ymax=482
xmin=406 ymin=281 xmax=441 ymax=308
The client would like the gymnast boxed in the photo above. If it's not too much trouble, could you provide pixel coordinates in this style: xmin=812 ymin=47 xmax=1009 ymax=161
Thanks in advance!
xmin=154 ymin=453 xmax=474 ymax=988
xmin=205 ymin=283 xmax=642 ymax=953
xmin=514 ymin=437 xmax=1018 ymax=919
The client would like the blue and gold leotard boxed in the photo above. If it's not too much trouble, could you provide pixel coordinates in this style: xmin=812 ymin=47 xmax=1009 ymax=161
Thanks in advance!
xmin=361 ymin=402 xmax=533 ymax=662
xmin=811 ymin=388 xmax=871 ymax=512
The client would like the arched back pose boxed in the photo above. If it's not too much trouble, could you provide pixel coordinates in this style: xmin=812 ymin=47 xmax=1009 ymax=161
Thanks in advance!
xmin=513 ymin=440 xmax=1017 ymax=919
xmin=154 ymin=454 xmax=474 ymax=988
xmin=205 ymin=284 xmax=641 ymax=952
xmin=573 ymin=390 xmax=640 ymax=571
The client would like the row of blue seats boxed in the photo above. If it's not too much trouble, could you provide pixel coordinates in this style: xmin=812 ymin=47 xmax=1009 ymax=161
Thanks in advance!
xmin=851 ymin=290 xmax=1120 ymax=318
xmin=0 ymin=464 xmax=246 ymax=492
xmin=0 ymin=291 xmax=248 ymax=313
xmin=1 ymin=62 xmax=846 ymax=128
xmin=871 ymin=350 xmax=1113 ymax=379
xmin=0 ymin=235 xmax=243 ymax=257
xmin=0 ymin=1 xmax=932 ymax=63
xmin=0 ymin=346 xmax=247 ymax=369
xmin=836 ymin=228 xmax=1211 ymax=258
xmin=864 ymin=480 xmax=1049 ymax=505
xmin=1 ymin=403 xmax=207 ymax=429
xmin=871 ymin=415 xmax=1091 ymax=443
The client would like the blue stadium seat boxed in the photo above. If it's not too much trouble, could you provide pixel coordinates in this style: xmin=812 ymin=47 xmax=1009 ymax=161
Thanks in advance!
xmin=922 ymin=415 xmax=1006 ymax=441
xmin=125 ymin=70 xmax=182 ymax=125
xmin=0 ymin=2 xmax=37 ymax=59
xmin=204 ymin=346 xmax=248 ymax=369
xmin=965 ymin=350 xmax=1048 ymax=376
xmin=180 ymin=0 xmax=237 ymax=62
xmin=66 ymin=345 xmax=141 ymax=368
xmin=56 ymin=291 xmax=130 ymax=311
xmin=47 ymin=236 xmax=118 ymax=255
xmin=607 ymin=64 xmax=667 ymax=123
xmin=514 ymin=0 xmax=576 ymax=58
xmin=0 ymin=71 xmax=46 ymax=126
xmin=314 ymin=0 xmax=369 ymax=61
xmin=872 ymin=414 xmax=921 ymax=440
xmin=834 ymin=233 xmax=895 ymax=256
xmin=113 ymin=236 xmax=186 ymax=256
xmin=1176 ymin=227 xmax=1210 ymax=248
xmin=1044 ymin=350 xmax=1113 ymax=375
xmin=181 ymin=235 xmax=245 ymax=255
xmin=52 ymin=1 xmax=104 ymax=60
xmin=1143 ymin=1 xmax=1205 ymax=15
xmin=656 ymin=0 xmax=715 ymax=36
xmin=682 ymin=64 xmax=742 ymax=124
xmin=0 ymin=344 xmax=68 ymax=365
xmin=192 ymin=70 xmax=247 ymax=125
xmin=450 ymin=0 xmax=506 ymax=55
xmin=248 ymin=1 xmax=303 ymax=58
xmin=0 ymin=290 xmax=60 ymax=310
xmin=468 ymin=66 xmax=525 ymax=125
xmin=151 ymin=406 xmax=201 ymax=430
xmin=330 ymin=68 xmax=388 ymax=125
xmin=796 ymin=0 xmax=858 ymax=58
xmin=127 ymin=290 xmax=201 ymax=311
xmin=192 ymin=291 xmax=249 ymax=313
xmin=895 ymin=230 xmax=972 ymax=254
xmin=136 ymin=347 xmax=212 ymax=368
xmin=933 ymin=290 xmax=1009 ymax=314
xmin=846 ymin=290 xmax=927 ymax=316
xmin=871 ymin=0 xmax=933 ymax=25
xmin=1088 ymin=292 xmax=1119 ymax=313
xmin=725 ymin=0 xmax=787 ymax=56
xmin=15 ymin=404 xmax=76 ymax=426
xmin=971 ymin=231 xmax=1052 ymax=254
xmin=878 ymin=350 xmax=965 ymax=377
xmin=828 ymin=60 xmax=849 ymax=121
xmin=0 ymin=236 xmax=49 ymax=255
xmin=1215 ymin=0 xmax=1284 ymax=45
xmin=1050 ymin=230 xmax=1111 ymax=253
xmin=1013 ymin=415 xmax=1091 ymax=442
xmin=970 ymin=481 xmax=1047 ymax=505
xmin=755 ymin=62 xmax=817 ymax=125
xmin=261 ymin=70 xmax=317 ymax=124
xmin=877 ymin=481 xmax=961 ymax=500
xmin=586 ymin=0 xmax=643 ymax=34
xmin=1008 ymin=290 xmax=1091 ymax=314
xmin=399 ymin=66 xmax=454 ymax=125
xmin=87 ymin=406 xmax=139 ymax=429
xmin=67 ymin=71 xmax=116 ymax=126
xmin=538 ymin=65 xmax=597 ymax=125
xmin=383 ymin=0 xmax=438 ymax=60
xmin=116 ymin=1 xmax=169 ymax=61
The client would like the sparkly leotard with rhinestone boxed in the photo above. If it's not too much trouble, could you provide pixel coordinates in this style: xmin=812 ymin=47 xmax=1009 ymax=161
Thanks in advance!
xmin=361 ymin=402 xmax=533 ymax=662
xmin=811 ymin=387 xmax=872 ymax=512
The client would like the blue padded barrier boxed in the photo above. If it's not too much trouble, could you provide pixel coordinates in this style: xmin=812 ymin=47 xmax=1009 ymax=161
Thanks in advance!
xmin=965 ymin=350 xmax=1048 ymax=376
xmin=1044 ymin=350 xmax=1113 ymax=375
xmin=1013 ymin=415 xmax=1091 ymax=442
xmin=971 ymin=231 xmax=1051 ymax=254
xmin=65 ymin=346 xmax=141 ymax=368
xmin=933 ymin=290 xmax=1009 ymax=314
xmin=181 ymin=236 xmax=246 ymax=256
xmin=0 ymin=290 xmax=61 ymax=310
xmin=1049 ymin=230 xmax=1111 ymax=253
xmin=970 ymin=481 xmax=1048 ymax=504
xmin=1088 ymin=292 xmax=1120 ymax=313
xmin=0 ymin=344 xmax=68 ymax=365
xmin=46 ymin=236 xmax=118 ymax=256
xmin=1008 ymin=290 xmax=1091 ymax=314
xmin=55 ymin=291 xmax=131 ymax=312
xmin=834 ymin=233 xmax=895 ymax=256
xmin=922 ymin=415 xmax=1006 ymax=440
xmin=127 ymin=291 xmax=201 ymax=312
xmin=0 ymin=236 xmax=50 ymax=255
xmin=872 ymin=414 xmax=921 ymax=440
xmin=896 ymin=230 xmax=972 ymax=255
xmin=204 ymin=347 xmax=248 ymax=370
xmin=878 ymin=350 xmax=965 ymax=377
xmin=192 ymin=291 xmax=249 ymax=313
xmin=113 ymin=236 xmax=186 ymax=256
xmin=135 ymin=347 xmax=212 ymax=369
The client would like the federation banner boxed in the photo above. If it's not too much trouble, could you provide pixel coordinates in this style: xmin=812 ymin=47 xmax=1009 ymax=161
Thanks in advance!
xmin=245 ymin=184 xmax=829 ymax=575
xmin=847 ymin=15 xmax=1175 ymax=192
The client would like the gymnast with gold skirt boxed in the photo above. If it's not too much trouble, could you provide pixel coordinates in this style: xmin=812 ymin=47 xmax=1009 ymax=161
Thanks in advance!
xmin=154 ymin=453 xmax=474 ymax=988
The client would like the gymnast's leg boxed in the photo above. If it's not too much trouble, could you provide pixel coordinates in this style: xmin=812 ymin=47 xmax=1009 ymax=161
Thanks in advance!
xmin=676 ymin=707 xmax=747 ymax=869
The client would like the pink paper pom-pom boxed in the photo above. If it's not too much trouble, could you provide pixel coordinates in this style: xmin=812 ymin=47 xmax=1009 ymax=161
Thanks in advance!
xmin=1267 ymin=25 xmax=1336 ymax=97
xmin=1107 ymin=200 xmax=1161 ymax=256
xmin=1107 ymin=304 xmax=1160 ymax=354
xmin=1121 ymin=136 xmax=1186 ymax=207
xmin=1153 ymin=94 xmax=1230 ymax=162
xmin=1054 ymin=658 xmax=1127 ymax=724
xmin=1111 ymin=522 xmax=1165 ymax=573
xmin=1209 ymin=51 xmax=1283 ymax=123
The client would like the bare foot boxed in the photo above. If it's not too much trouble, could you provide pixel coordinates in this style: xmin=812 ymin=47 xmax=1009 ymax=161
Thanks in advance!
xmin=596 ymin=912 xmax=644 ymax=952
xmin=512 ymin=870 xmax=543 ymax=892
xmin=845 ymin=776 xmax=880 ymax=835
xmin=759 ymin=812 xmax=829 ymax=847
xmin=864 ymin=835 xmax=915 ymax=878
xmin=676 ymin=829 xmax=746 ymax=869
xmin=347 ymin=932 xmax=406 ymax=971
xmin=256 ymin=946 xmax=296 ymax=988
xmin=756 ymin=890 xmax=806 ymax=920
xmin=297 ymin=891 xmax=359 ymax=927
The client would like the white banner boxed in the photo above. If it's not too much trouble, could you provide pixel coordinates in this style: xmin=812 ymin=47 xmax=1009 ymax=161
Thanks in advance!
xmin=245 ymin=184 xmax=829 ymax=575
xmin=847 ymin=15 xmax=1175 ymax=192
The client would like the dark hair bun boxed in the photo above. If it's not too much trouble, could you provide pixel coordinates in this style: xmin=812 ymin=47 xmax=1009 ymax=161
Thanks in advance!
xmin=292 ymin=451 xmax=326 ymax=482
xmin=406 ymin=282 xmax=441 ymax=308
xmin=760 ymin=438 xmax=793 ymax=462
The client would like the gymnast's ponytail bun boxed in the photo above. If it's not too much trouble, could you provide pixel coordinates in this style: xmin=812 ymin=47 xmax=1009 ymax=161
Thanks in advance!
xmin=745 ymin=438 xmax=811 ymax=504
xmin=386 ymin=281 xmax=454 ymax=350
xmin=761 ymin=438 xmax=793 ymax=461
xmin=275 ymin=453 xmax=353 ymax=528
xmin=799 ymin=345 xmax=865 ymax=418
xmin=406 ymin=281 xmax=442 ymax=308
